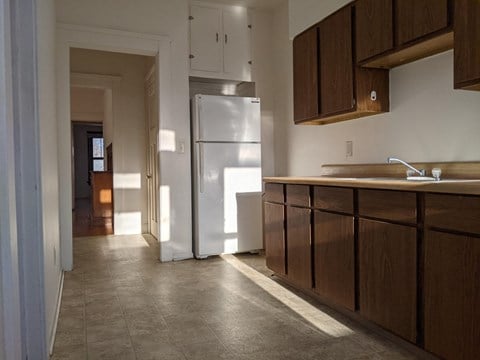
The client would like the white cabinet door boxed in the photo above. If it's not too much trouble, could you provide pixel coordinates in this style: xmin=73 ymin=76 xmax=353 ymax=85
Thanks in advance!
xmin=190 ymin=5 xmax=222 ymax=73
xmin=223 ymin=8 xmax=251 ymax=80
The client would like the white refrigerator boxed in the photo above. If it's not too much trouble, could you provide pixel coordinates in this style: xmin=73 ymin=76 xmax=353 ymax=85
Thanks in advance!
xmin=192 ymin=94 xmax=262 ymax=259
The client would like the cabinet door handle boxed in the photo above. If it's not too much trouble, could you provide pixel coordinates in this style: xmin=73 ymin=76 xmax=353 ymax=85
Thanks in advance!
xmin=216 ymin=33 xmax=219 ymax=42
xmin=225 ymin=34 xmax=228 ymax=44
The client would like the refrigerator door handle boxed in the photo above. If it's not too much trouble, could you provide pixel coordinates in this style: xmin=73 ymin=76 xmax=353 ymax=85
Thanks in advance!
xmin=198 ymin=143 xmax=204 ymax=193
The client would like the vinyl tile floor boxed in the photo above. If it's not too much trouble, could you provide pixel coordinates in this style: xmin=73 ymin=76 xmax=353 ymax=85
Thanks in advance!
xmin=51 ymin=234 xmax=422 ymax=360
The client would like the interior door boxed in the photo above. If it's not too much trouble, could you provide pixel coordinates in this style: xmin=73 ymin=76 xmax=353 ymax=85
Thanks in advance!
xmin=145 ymin=67 xmax=159 ymax=239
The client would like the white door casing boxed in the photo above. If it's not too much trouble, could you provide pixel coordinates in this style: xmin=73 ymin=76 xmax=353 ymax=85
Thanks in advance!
xmin=56 ymin=24 xmax=173 ymax=267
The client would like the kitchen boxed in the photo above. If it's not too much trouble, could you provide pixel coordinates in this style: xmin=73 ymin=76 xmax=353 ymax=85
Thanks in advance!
xmin=1 ymin=0 xmax=480 ymax=360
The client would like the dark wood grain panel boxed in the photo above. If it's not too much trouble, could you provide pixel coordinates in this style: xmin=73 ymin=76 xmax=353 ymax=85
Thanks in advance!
xmin=358 ymin=189 xmax=416 ymax=224
xmin=424 ymin=230 xmax=480 ymax=360
xmin=313 ymin=186 xmax=353 ymax=214
xmin=319 ymin=6 xmax=354 ymax=116
xmin=286 ymin=184 xmax=310 ymax=208
xmin=314 ymin=211 xmax=355 ymax=310
xmin=425 ymin=193 xmax=480 ymax=234
xmin=359 ymin=219 xmax=417 ymax=342
xmin=264 ymin=202 xmax=286 ymax=275
xmin=264 ymin=183 xmax=284 ymax=204
xmin=293 ymin=26 xmax=319 ymax=123
xmin=286 ymin=206 xmax=312 ymax=289
xmin=454 ymin=0 xmax=480 ymax=89
xmin=355 ymin=67 xmax=390 ymax=113
xmin=355 ymin=0 xmax=394 ymax=63
xmin=396 ymin=0 xmax=449 ymax=46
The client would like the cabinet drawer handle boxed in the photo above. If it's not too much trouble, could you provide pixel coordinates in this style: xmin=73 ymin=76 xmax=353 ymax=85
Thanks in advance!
xmin=216 ymin=33 xmax=219 ymax=42
xmin=225 ymin=34 xmax=228 ymax=43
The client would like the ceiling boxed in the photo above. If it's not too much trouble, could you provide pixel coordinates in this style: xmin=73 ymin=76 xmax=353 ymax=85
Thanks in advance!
xmin=199 ymin=0 xmax=286 ymax=10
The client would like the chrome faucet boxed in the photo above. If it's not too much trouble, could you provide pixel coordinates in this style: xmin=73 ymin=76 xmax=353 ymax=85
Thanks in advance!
xmin=387 ymin=157 xmax=425 ymax=176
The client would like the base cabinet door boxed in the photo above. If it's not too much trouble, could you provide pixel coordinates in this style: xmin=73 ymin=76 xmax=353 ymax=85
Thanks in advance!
xmin=424 ymin=230 xmax=480 ymax=360
xmin=358 ymin=219 xmax=417 ymax=342
xmin=314 ymin=211 xmax=355 ymax=310
xmin=286 ymin=206 xmax=312 ymax=289
xmin=264 ymin=202 xmax=286 ymax=275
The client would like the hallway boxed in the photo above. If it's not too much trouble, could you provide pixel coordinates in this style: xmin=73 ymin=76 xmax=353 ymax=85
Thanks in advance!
xmin=52 ymin=235 xmax=418 ymax=359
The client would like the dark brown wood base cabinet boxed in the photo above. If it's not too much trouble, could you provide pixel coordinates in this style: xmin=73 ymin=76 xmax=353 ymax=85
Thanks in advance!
xmin=286 ymin=205 xmax=312 ymax=289
xmin=424 ymin=230 xmax=480 ymax=360
xmin=358 ymin=219 xmax=417 ymax=343
xmin=264 ymin=202 xmax=286 ymax=275
xmin=313 ymin=211 xmax=355 ymax=310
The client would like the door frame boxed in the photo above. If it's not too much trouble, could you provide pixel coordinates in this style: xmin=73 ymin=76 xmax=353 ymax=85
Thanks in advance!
xmin=57 ymin=24 xmax=172 ymax=269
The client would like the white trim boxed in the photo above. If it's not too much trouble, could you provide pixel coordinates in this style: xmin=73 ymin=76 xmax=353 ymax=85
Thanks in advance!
xmin=56 ymin=24 xmax=173 ymax=268
xmin=0 ymin=0 xmax=23 ymax=358
xmin=48 ymin=272 xmax=64 ymax=355
xmin=71 ymin=72 xmax=122 ymax=85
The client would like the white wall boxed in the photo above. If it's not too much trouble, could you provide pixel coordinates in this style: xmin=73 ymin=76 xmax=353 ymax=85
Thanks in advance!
xmin=70 ymin=49 xmax=150 ymax=234
xmin=288 ymin=0 xmax=350 ymax=39
xmin=274 ymin=2 xmax=480 ymax=176
xmin=37 ymin=0 xmax=63 ymax=350
xmin=70 ymin=87 xmax=104 ymax=122
xmin=251 ymin=9 xmax=275 ymax=176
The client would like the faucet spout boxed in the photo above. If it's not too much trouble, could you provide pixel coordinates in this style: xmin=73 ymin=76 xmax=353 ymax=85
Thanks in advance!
xmin=387 ymin=157 xmax=425 ymax=176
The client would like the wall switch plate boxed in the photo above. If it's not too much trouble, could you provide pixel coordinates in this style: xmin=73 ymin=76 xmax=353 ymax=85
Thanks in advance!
xmin=346 ymin=141 xmax=353 ymax=158
xmin=177 ymin=140 xmax=185 ymax=154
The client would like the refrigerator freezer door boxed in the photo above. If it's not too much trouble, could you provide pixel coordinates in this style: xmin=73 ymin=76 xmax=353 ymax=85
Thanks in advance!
xmin=194 ymin=142 xmax=262 ymax=258
xmin=193 ymin=94 xmax=261 ymax=143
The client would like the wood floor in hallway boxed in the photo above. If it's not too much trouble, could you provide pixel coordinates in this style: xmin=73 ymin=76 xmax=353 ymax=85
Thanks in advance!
xmin=51 ymin=234 xmax=420 ymax=359
xmin=72 ymin=198 xmax=113 ymax=237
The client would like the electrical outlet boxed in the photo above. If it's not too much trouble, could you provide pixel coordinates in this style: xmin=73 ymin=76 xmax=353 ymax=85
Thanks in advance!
xmin=346 ymin=141 xmax=353 ymax=158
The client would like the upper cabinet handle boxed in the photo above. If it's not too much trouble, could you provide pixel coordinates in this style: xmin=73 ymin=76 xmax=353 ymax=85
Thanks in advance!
xmin=216 ymin=33 xmax=219 ymax=42
xmin=225 ymin=34 xmax=228 ymax=44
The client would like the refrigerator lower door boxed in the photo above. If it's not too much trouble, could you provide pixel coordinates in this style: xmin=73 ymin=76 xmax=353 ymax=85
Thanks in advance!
xmin=194 ymin=142 xmax=262 ymax=258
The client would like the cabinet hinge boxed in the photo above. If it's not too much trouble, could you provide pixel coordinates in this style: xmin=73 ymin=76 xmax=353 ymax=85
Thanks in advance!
xmin=248 ymin=60 xmax=252 ymax=65
xmin=188 ymin=15 xmax=194 ymax=20
xmin=248 ymin=24 xmax=252 ymax=29
xmin=189 ymin=54 xmax=195 ymax=59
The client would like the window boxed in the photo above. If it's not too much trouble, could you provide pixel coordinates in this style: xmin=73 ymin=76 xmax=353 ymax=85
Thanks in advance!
xmin=92 ymin=137 xmax=105 ymax=171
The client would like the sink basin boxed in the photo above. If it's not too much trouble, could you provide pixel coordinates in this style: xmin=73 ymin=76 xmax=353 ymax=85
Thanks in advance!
xmin=406 ymin=176 xmax=436 ymax=181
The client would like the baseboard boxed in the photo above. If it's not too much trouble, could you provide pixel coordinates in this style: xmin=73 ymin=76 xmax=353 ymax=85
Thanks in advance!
xmin=48 ymin=271 xmax=64 ymax=355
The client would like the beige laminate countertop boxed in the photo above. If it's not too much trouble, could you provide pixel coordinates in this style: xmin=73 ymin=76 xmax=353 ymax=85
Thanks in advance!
xmin=263 ymin=176 xmax=480 ymax=195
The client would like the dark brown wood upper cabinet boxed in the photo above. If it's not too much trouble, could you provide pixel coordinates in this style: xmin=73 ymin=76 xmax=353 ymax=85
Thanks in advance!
xmin=293 ymin=26 xmax=319 ymax=123
xmin=355 ymin=0 xmax=394 ymax=63
xmin=319 ymin=6 xmax=354 ymax=116
xmin=358 ymin=0 xmax=453 ymax=69
xmin=454 ymin=0 xmax=480 ymax=91
xmin=396 ymin=0 xmax=450 ymax=46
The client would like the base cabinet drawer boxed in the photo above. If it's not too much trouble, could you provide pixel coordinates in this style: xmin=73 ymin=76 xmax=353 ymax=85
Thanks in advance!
xmin=424 ymin=230 xmax=480 ymax=360
xmin=358 ymin=219 xmax=417 ymax=342
xmin=314 ymin=211 xmax=355 ymax=310
xmin=264 ymin=202 xmax=286 ymax=275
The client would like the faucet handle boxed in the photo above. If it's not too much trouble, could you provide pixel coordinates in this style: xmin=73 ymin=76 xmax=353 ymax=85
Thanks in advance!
xmin=432 ymin=168 xmax=442 ymax=181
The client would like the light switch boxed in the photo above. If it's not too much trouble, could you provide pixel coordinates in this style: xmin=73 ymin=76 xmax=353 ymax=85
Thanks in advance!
xmin=177 ymin=140 xmax=185 ymax=154
xmin=346 ymin=141 xmax=353 ymax=158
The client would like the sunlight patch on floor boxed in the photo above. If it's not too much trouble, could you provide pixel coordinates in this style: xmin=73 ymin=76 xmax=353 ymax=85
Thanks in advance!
xmin=221 ymin=254 xmax=354 ymax=338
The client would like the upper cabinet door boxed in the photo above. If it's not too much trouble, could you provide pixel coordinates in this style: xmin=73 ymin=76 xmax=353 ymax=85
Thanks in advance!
xmin=454 ymin=0 xmax=480 ymax=90
xmin=190 ymin=5 xmax=223 ymax=73
xmin=396 ymin=0 xmax=449 ymax=45
xmin=223 ymin=8 xmax=251 ymax=80
xmin=355 ymin=0 xmax=394 ymax=63
xmin=319 ymin=7 xmax=354 ymax=116
xmin=293 ymin=26 xmax=319 ymax=123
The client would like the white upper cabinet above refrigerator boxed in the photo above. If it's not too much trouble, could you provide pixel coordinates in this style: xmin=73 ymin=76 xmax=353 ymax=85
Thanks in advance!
xmin=189 ymin=2 xmax=252 ymax=82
